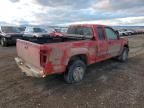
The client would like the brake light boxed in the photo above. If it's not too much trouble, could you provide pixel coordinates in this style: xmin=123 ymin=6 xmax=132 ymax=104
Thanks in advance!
xmin=40 ymin=50 xmax=48 ymax=67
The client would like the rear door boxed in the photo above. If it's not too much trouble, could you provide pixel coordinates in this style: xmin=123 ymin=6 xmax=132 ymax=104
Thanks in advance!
xmin=105 ymin=27 xmax=122 ymax=57
xmin=96 ymin=26 xmax=108 ymax=58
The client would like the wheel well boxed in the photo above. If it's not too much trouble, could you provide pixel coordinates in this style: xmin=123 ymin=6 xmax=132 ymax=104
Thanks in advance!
xmin=68 ymin=54 xmax=87 ymax=65
xmin=124 ymin=44 xmax=129 ymax=51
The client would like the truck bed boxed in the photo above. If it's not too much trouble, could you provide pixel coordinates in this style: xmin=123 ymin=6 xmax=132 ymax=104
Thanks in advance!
xmin=23 ymin=34 xmax=91 ymax=44
xmin=16 ymin=35 xmax=89 ymax=73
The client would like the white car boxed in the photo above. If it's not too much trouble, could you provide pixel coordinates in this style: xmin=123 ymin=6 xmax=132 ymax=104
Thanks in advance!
xmin=118 ymin=29 xmax=135 ymax=36
xmin=23 ymin=27 xmax=48 ymax=38
xmin=118 ymin=30 xmax=129 ymax=36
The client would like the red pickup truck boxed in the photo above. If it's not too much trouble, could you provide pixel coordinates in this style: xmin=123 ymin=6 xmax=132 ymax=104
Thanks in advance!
xmin=15 ymin=24 xmax=129 ymax=83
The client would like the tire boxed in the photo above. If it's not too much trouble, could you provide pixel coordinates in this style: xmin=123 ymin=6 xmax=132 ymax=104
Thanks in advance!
xmin=118 ymin=47 xmax=129 ymax=62
xmin=64 ymin=59 xmax=86 ymax=84
xmin=0 ymin=37 xmax=8 ymax=47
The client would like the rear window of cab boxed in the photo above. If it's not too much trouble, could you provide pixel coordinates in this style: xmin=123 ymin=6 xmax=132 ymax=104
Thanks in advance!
xmin=67 ymin=26 xmax=93 ymax=38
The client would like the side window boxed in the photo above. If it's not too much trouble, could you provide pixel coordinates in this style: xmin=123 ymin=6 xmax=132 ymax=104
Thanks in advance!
xmin=76 ymin=27 xmax=83 ymax=35
xmin=29 ymin=28 xmax=33 ymax=33
xmin=83 ymin=27 xmax=93 ymax=38
xmin=25 ymin=28 xmax=33 ymax=33
xmin=24 ymin=28 xmax=28 ymax=32
xmin=25 ymin=28 xmax=30 ymax=33
xmin=97 ymin=27 xmax=105 ymax=40
xmin=105 ymin=28 xmax=118 ymax=40
xmin=67 ymin=27 xmax=93 ymax=38
xmin=67 ymin=27 xmax=76 ymax=34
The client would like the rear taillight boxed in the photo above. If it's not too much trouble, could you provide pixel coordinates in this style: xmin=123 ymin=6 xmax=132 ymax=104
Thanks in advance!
xmin=40 ymin=50 xmax=48 ymax=67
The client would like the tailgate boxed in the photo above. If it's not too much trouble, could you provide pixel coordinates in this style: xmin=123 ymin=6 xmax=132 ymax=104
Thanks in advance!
xmin=16 ymin=39 xmax=41 ymax=68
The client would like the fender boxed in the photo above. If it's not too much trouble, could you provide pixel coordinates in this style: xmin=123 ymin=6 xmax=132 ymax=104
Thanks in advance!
xmin=64 ymin=48 xmax=89 ymax=65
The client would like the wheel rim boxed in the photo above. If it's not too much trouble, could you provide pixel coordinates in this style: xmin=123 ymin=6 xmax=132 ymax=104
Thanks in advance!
xmin=123 ymin=50 xmax=128 ymax=61
xmin=73 ymin=66 xmax=84 ymax=81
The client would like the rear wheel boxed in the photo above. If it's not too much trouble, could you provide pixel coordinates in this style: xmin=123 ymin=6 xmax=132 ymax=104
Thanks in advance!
xmin=118 ymin=47 xmax=129 ymax=62
xmin=64 ymin=59 xmax=86 ymax=84
xmin=1 ymin=37 xmax=8 ymax=47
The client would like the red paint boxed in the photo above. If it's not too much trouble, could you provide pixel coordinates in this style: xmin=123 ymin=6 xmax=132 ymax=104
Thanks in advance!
xmin=16 ymin=24 xmax=128 ymax=77
xmin=49 ymin=32 xmax=64 ymax=37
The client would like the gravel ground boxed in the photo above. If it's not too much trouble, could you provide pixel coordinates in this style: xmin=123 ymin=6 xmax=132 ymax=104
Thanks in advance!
xmin=0 ymin=35 xmax=144 ymax=108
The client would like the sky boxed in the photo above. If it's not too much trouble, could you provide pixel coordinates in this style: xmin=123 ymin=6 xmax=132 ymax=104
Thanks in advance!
xmin=0 ymin=0 xmax=144 ymax=26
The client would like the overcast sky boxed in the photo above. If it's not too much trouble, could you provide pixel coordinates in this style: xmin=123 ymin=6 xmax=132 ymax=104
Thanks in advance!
xmin=0 ymin=0 xmax=144 ymax=26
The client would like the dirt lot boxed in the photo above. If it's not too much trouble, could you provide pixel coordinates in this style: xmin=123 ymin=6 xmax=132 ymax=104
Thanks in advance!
xmin=0 ymin=35 xmax=144 ymax=108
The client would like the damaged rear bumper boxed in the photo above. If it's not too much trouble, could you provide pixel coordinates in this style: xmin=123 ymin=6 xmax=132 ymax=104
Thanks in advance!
xmin=15 ymin=57 xmax=46 ymax=78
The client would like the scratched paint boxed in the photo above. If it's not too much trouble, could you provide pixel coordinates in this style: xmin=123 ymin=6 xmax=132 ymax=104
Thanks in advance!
xmin=15 ymin=24 xmax=128 ymax=77
xmin=108 ymin=45 xmax=121 ymax=56
xmin=49 ymin=47 xmax=64 ymax=65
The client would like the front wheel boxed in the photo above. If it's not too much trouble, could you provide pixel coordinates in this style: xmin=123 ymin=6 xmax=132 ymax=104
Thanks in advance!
xmin=1 ymin=38 xmax=8 ymax=47
xmin=64 ymin=59 xmax=86 ymax=84
xmin=118 ymin=47 xmax=129 ymax=62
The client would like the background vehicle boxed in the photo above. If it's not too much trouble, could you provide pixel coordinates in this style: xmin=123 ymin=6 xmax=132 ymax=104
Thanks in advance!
xmin=128 ymin=29 xmax=137 ymax=35
xmin=0 ymin=26 xmax=23 ymax=47
xmin=15 ymin=24 xmax=129 ymax=83
xmin=23 ymin=27 xmax=49 ymax=39
xmin=136 ymin=29 xmax=144 ymax=34
xmin=117 ymin=29 xmax=128 ymax=36
xmin=118 ymin=29 xmax=136 ymax=36
xmin=124 ymin=29 xmax=135 ymax=35
xmin=18 ymin=26 xmax=26 ymax=33
xmin=48 ymin=27 xmax=68 ymax=37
